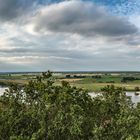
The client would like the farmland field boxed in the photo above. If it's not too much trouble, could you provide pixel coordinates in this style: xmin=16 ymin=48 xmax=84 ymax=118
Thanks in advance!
xmin=1 ymin=71 xmax=140 ymax=92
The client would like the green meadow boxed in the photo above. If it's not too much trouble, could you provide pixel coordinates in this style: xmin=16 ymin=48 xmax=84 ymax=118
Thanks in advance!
xmin=1 ymin=72 xmax=140 ymax=92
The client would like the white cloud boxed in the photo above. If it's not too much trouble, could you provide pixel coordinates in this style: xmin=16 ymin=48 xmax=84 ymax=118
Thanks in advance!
xmin=0 ymin=0 xmax=140 ymax=71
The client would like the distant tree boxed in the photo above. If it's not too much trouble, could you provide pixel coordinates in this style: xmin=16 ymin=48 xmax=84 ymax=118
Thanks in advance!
xmin=92 ymin=75 xmax=102 ymax=78
xmin=121 ymin=77 xmax=140 ymax=83
xmin=65 ymin=75 xmax=71 ymax=78
xmin=135 ymin=86 xmax=140 ymax=91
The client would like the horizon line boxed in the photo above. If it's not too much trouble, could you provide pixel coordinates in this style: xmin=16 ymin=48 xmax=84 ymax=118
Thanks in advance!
xmin=1 ymin=70 xmax=140 ymax=74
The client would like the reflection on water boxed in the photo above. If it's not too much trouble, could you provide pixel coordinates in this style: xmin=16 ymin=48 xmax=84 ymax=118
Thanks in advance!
xmin=89 ymin=92 xmax=140 ymax=104
xmin=126 ymin=92 xmax=140 ymax=104
xmin=0 ymin=87 xmax=7 ymax=96
xmin=0 ymin=87 xmax=140 ymax=104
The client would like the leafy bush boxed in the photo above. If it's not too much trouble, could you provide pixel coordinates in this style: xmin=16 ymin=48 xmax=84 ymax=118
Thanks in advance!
xmin=0 ymin=71 xmax=140 ymax=140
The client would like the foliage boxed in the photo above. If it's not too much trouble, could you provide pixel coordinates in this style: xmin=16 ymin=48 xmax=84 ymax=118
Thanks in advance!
xmin=121 ymin=77 xmax=140 ymax=83
xmin=0 ymin=71 xmax=140 ymax=140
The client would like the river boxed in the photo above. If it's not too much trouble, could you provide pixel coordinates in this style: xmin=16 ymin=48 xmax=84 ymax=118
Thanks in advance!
xmin=126 ymin=92 xmax=140 ymax=104
xmin=0 ymin=87 xmax=140 ymax=104
xmin=89 ymin=92 xmax=140 ymax=104
xmin=0 ymin=86 xmax=7 ymax=96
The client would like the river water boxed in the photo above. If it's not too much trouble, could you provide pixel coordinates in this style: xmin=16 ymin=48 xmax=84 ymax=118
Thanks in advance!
xmin=89 ymin=92 xmax=140 ymax=104
xmin=0 ymin=87 xmax=140 ymax=104
xmin=0 ymin=86 xmax=7 ymax=96
xmin=126 ymin=92 xmax=140 ymax=104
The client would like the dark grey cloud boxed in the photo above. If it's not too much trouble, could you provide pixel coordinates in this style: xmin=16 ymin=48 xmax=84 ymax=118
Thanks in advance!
xmin=34 ymin=0 xmax=138 ymax=37
xmin=0 ymin=0 xmax=36 ymax=21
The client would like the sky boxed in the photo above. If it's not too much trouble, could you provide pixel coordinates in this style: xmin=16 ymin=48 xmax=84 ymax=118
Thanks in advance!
xmin=0 ymin=0 xmax=140 ymax=72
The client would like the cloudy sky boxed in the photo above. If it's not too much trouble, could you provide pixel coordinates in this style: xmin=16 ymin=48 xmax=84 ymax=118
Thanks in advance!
xmin=0 ymin=0 xmax=140 ymax=72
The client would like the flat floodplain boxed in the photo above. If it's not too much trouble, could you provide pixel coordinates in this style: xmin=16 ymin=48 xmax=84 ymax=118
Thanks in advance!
xmin=1 ymin=71 xmax=140 ymax=92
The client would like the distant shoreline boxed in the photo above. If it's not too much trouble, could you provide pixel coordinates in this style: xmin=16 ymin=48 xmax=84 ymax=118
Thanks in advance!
xmin=1 ymin=71 xmax=140 ymax=74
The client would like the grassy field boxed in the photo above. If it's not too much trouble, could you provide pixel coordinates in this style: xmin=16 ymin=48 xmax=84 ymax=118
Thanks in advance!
xmin=1 ymin=72 xmax=140 ymax=92
xmin=70 ymin=82 xmax=140 ymax=92
xmin=55 ymin=72 xmax=140 ymax=92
